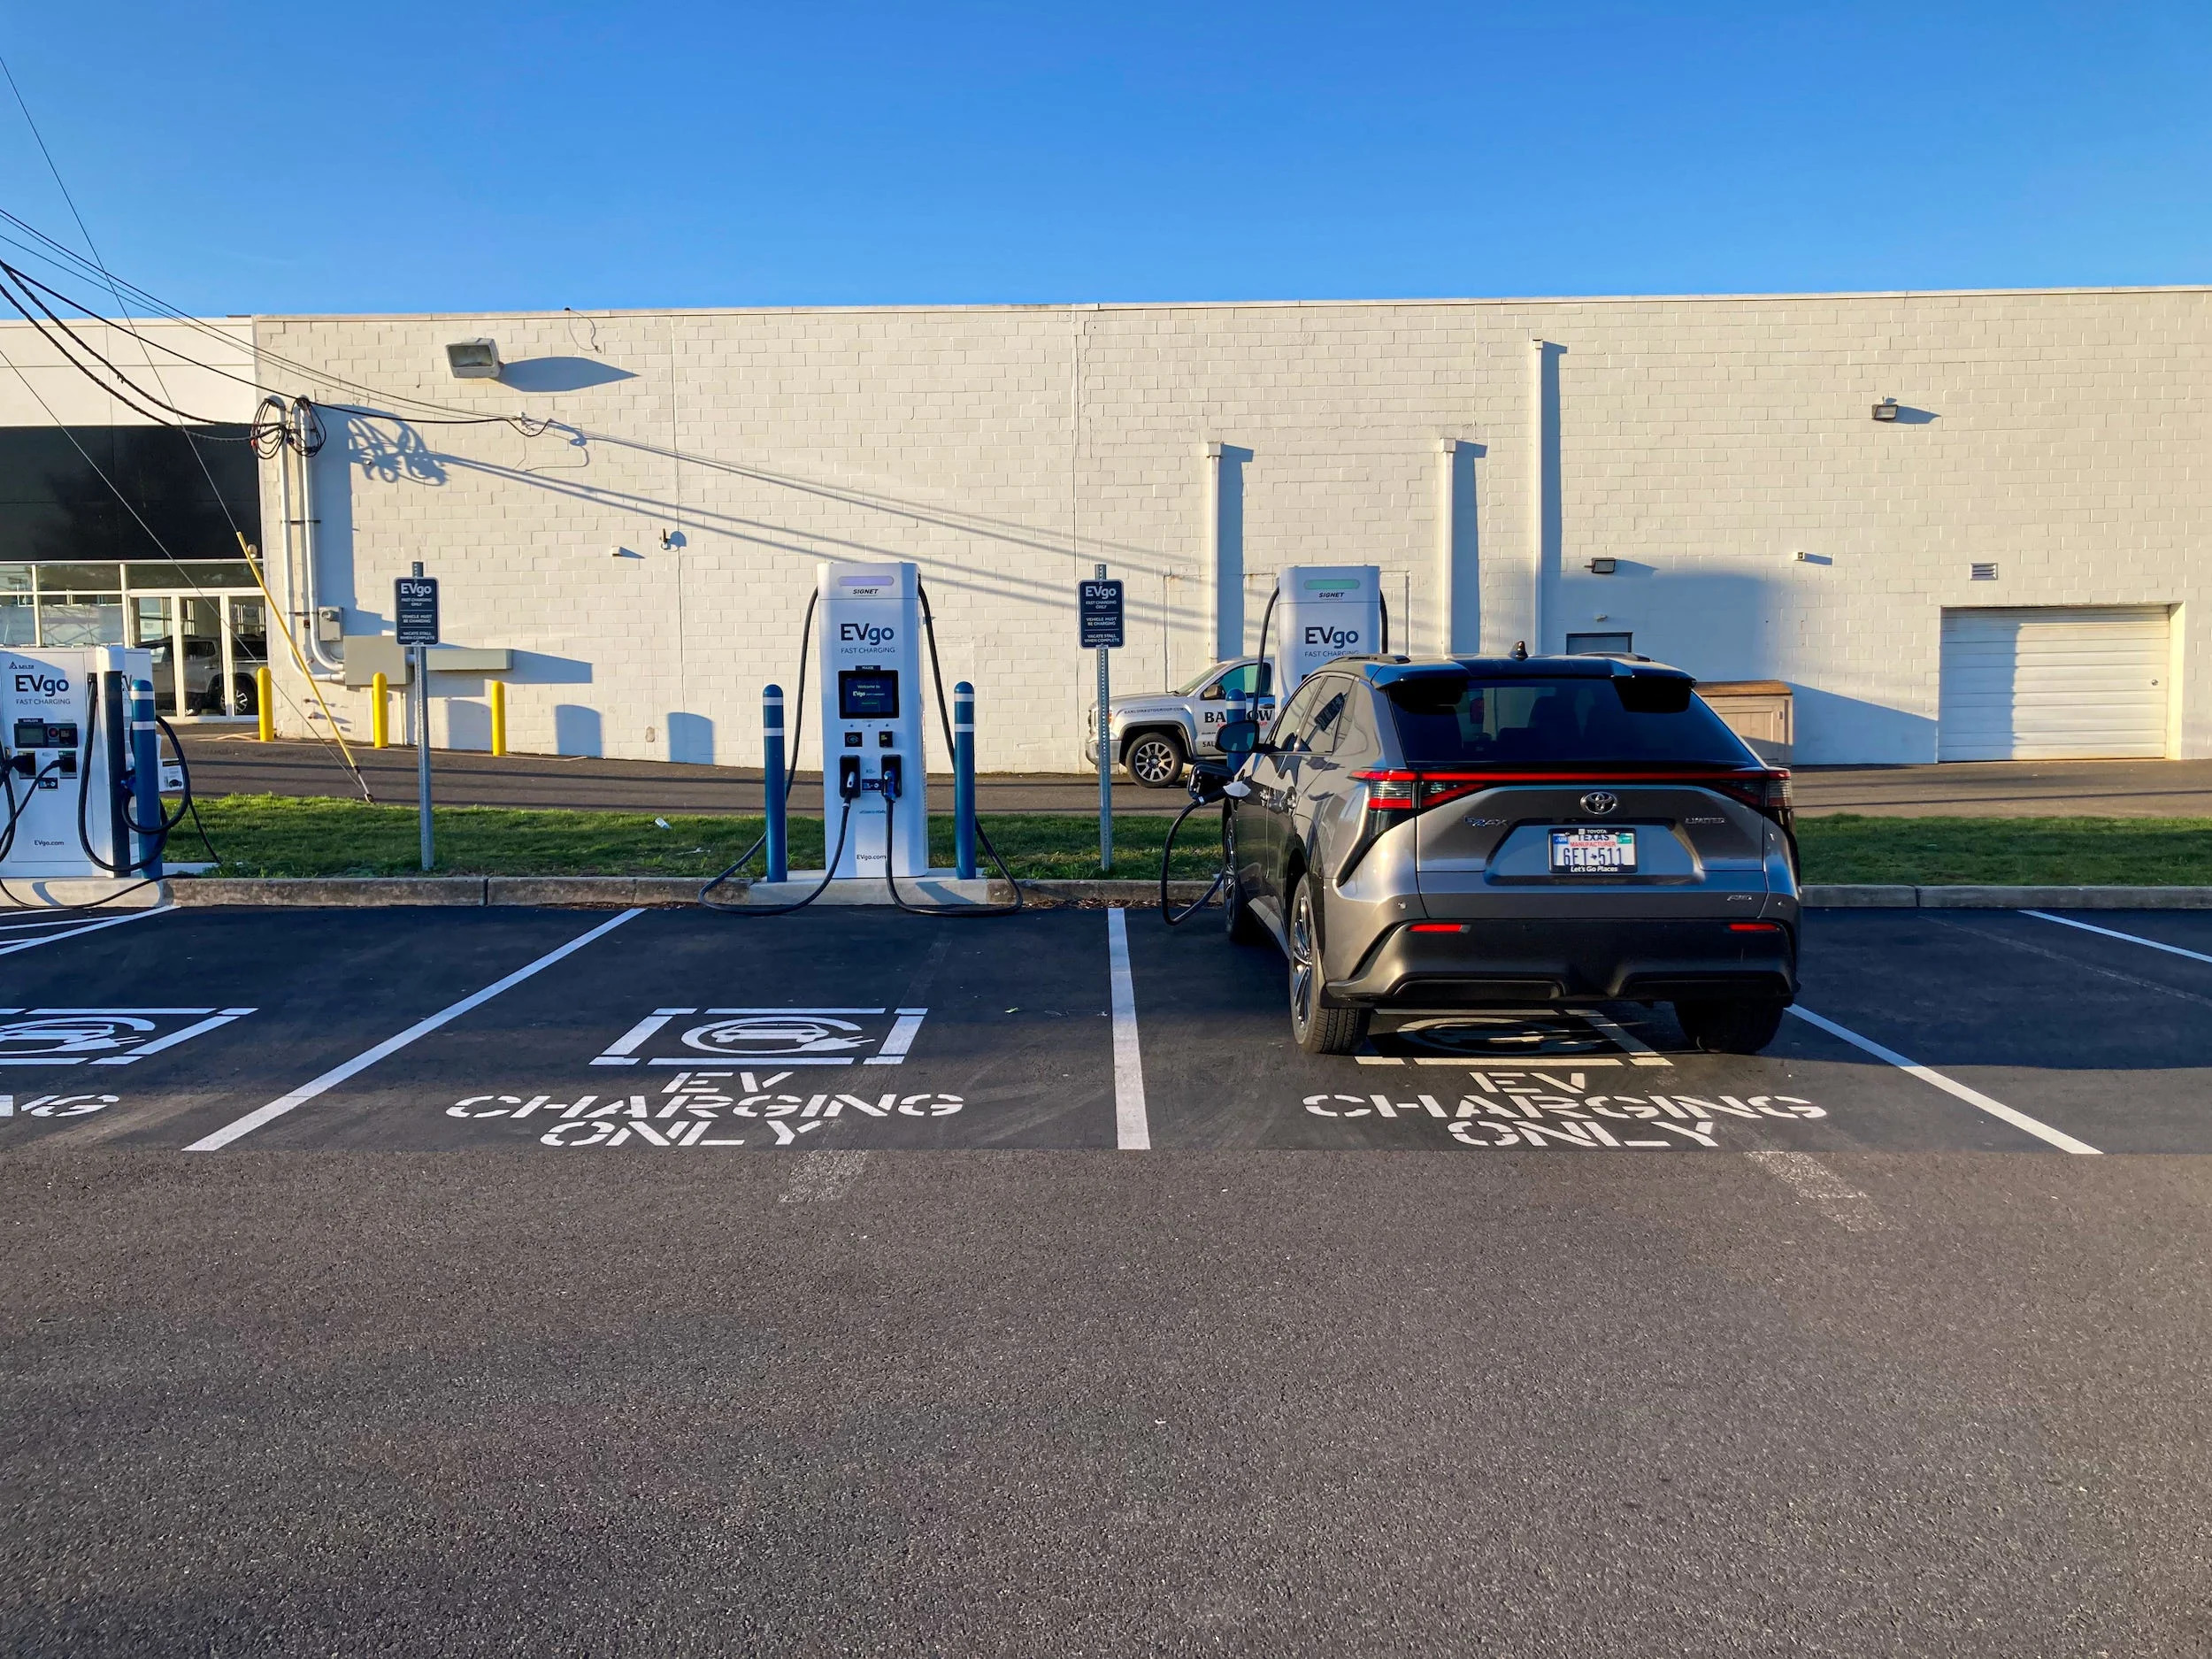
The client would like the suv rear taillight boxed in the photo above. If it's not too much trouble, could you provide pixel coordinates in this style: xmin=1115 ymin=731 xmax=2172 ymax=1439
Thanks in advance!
xmin=1340 ymin=765 xmax=1796 ymax=874
xmin=1351 ymin=766 xmax=1791 ymax=826
xmin=1706 ymin=769 xmax=1793 ymax=831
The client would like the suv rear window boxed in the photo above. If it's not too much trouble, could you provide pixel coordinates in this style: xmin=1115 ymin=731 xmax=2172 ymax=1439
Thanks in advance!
xmin=1384 ymin=675 xmax=1756 ymax=766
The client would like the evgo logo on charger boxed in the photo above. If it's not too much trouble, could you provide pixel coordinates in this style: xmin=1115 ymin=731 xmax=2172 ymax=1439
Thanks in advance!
xmin=1304 ymin=626 xmax=1360 ymax=649
xmin=840 ymin=623 xmax=895 ymax=646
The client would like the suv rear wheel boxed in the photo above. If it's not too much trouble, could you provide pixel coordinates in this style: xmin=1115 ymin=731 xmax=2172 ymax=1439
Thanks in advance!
xmin=1288 ymin=875 xmax=1370 ymax=1056
xmin=1124 ymin=730 xmax=1187 ymax=788
xmin=1674 ymin=999 xmax=1786 ymax=1055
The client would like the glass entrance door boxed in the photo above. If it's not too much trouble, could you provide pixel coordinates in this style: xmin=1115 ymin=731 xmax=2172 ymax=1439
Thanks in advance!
xmin=125 ymin=589 xmax=263 ymax=720
xmin=129 ymin=597 xmax=179 ymax=714
xmin=227 ymin=596 xmax=267 ymax=716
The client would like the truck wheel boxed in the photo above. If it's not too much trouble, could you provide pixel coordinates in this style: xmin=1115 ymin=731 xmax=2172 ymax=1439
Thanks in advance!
xmin=1674 ymin=1000 xmax=1786 ymax=1055
xmin=1124 ymin=730 xmax=1187 ymax=788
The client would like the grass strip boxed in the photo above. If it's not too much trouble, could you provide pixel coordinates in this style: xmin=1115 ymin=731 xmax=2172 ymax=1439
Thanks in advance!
xmin=183 ymin=795 xmax=2212 ymax=887
xmin=1794 ymin=814 xmax=2212 ymax=887
xmin=187 ymin=795 xmax=1228 ymax=880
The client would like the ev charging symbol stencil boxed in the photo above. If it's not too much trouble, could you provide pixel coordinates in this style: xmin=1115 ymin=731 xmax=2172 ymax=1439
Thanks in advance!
xmin=591 ymin=1007 xmax=928 ymax=1067
xmin=0 ymin=1007 xmax=254 ymax=1065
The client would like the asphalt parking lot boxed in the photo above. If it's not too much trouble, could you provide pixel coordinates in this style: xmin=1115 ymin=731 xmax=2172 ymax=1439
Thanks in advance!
xmin=5 ymin=900 xmax=2211 ymax=1654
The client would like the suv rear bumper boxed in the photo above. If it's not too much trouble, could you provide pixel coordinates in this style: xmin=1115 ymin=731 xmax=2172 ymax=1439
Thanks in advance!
xmin=1330 ymin=918 xmax=1797 ymax=1007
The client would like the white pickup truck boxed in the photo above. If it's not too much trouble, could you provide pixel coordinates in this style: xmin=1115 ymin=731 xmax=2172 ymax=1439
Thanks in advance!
xmin=1081 ymin=657 xmax=1274 ymax=788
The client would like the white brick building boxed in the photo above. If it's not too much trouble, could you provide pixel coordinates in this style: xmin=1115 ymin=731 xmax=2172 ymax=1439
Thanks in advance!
xmin=4 ymin=286 xmax=2207 ymax=770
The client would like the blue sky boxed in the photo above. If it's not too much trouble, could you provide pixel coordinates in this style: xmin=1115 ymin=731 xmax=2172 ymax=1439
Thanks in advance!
xmin=4 ymin=2 xmax=2208 ymax=314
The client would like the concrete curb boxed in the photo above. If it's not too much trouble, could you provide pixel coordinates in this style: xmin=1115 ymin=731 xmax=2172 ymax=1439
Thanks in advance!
xmin=169 ymin=877 xmax=489 ymax=907
xmin=158 ymin=874 xmax=1217 ymax=908
xmin=1801 ymin=884 xmax=2212 ymax=910
xmin=138 ymin=877 xmax=2212 ymax=911
xmin=0 ymin=877 xmax=170 ymax=910
xmin=1021 ymin=879 xmax=1219 ymax=905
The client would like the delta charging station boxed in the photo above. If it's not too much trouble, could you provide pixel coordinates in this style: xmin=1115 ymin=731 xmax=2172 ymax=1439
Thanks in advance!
xmin=0 ymin=645 xmax=184 ymax=903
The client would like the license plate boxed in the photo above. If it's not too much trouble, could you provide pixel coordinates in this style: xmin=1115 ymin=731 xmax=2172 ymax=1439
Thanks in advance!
xmin=1550 ymin=827 xmax=1636 ymax=874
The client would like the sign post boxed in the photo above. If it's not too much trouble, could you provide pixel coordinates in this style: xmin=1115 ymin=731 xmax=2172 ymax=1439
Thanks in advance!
xmin=395 ymin=565 xmax=441 ymax=871
xmin=1079 ymin=570 xmax=1125 ymax=873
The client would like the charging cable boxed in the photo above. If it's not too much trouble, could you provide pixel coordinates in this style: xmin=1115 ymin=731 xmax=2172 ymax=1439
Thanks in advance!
xmin=1158 ymin=583 xmax=1272 ymax=926
xmin=701 ymin=792 xmax=856 ymax=916
xmin=75 ymin=678 xmax=188 ymax=879
xmin=895 ymin=581 xmax=1023 ymax=917
xmin=695 ymin=588 xmax=819 ymax=902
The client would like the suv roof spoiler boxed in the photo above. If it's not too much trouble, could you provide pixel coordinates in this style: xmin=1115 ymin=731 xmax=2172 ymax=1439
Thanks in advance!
xmin=1358 ymin=655 xmax=1697 ymax=688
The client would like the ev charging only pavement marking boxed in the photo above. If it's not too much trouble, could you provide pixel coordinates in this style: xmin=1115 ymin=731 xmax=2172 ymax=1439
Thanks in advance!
xmin=1786 ymin=1004 xmax=2101 ymax=1155
xmin=186 ymin=908 xmax=645 ymax=1152
xmin=2022 ymin=910 xmax=2212 ymax=967
xmin=0 ymin=904 xmax=172 ymax=956
xmin=1107 ymin=909 xmax=1149 ymax=1150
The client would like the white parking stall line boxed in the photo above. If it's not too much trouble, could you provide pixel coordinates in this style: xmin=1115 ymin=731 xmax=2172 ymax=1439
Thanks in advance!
xmin=1745 ymin=1150 xmax=1891 ymax=1232
xmin=0 ymin=905 xmax=172 ymax=957
xmin=2023 ymin=910 xmax=2212 ymax=967
xmin=187 ymin=909 xmax=644 ymax=1152
xmin=1786 ymin=1004 xmax=2100 ymax=1155
xmin=1106 ymin=908 xmax=1150 ymax=1150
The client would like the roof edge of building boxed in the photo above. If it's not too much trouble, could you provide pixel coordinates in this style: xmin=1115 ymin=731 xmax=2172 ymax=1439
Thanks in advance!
xmin=251 ymin=282 xmax=2212 ymax=326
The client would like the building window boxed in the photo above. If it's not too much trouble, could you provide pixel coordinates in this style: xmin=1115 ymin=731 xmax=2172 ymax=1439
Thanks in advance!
xmin=0 ymin=557 xmax=267 ymax=718
xmin=0 ymin=424 xmax=260 ymax=565
xmin=1565 ymin=631 xmax=1634 ymax=656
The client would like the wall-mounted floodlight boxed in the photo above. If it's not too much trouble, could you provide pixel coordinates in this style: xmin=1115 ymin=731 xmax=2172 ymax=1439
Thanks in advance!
xmin=1586 ymin=557 xmax=1617 ymax=575
xmin=1871 ymin=397 xmax=1900 ymax=421
xmin=1794 ymin=550 xmax=1812 ymax=562
xmin=446 ymin=338 xmax=502 ymax=379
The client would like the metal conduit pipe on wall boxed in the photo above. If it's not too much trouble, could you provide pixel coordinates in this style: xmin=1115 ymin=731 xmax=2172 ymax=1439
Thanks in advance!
xmin=294 ymin=428 xmax=342 ymax=678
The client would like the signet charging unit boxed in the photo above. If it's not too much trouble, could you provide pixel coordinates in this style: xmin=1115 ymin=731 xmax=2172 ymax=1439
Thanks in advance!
xmin=0 ymin=645 xmax=164 ymax=885
xmin=1271 ymin=565 xmax=1383 ymax=696
xmin=818 ymin=560 xmax=928 ymax=879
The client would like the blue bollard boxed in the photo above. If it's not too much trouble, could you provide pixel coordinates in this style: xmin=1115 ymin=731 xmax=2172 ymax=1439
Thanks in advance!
xmin=954 ymin=681 xmax=976 ymax=879
xmin=763 ymin=684 xmax=787 ymax=884
xmin=129 ymin=676 xmax=162 ymax=878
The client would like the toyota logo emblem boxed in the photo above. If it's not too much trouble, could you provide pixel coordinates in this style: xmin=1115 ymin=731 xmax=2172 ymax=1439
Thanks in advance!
xmin=1579 ymin=791 xmax=1620 ymax=816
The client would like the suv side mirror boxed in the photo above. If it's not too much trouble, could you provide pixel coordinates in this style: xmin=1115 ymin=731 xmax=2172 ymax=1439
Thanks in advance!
xmin=1217 ymin=718 xmax=1263 ymax=755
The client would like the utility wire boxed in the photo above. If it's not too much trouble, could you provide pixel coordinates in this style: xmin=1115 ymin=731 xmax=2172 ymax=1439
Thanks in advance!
xmin=0 ymin=209 xmax=558 ymax=433
xmin=0 ymin=58 xmax=374 ymax=800
xmin=0 ymin=336 xmax=373 ymax=799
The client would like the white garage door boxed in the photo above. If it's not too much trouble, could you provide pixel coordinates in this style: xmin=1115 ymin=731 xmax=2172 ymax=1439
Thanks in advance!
xmin=1939 ymin=606 xmax=2171 ymax=761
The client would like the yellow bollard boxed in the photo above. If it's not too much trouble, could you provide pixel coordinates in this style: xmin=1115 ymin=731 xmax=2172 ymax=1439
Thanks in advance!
xmin=372 ymin=672 xmax=390 ymax=749
xmin=255 ymin=666 xmax=273 ymax=741
xmin=489 ymin=680 xmax=508 ymax=757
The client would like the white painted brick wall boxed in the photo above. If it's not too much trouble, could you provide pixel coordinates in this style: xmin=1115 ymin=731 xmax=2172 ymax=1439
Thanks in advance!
xmin=238 ymin=289 xmax=2212 ymax=769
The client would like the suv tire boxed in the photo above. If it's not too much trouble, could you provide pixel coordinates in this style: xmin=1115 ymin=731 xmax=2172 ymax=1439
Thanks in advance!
xmin=1124 ymin=730 xmax=1187 ymax=788
xmin=1288 ymin=875 xmax=1370 ymax=1056
xmin=1674 ymin=999 xmax=1786 ymax=1055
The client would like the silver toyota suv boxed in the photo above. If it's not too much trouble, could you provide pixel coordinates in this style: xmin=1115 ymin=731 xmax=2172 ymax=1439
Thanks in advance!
xmin=1217 ymin=654 xmax=1800 ymax=1056
xmin=1085 ymin=658 xmax=1272 ymax=787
